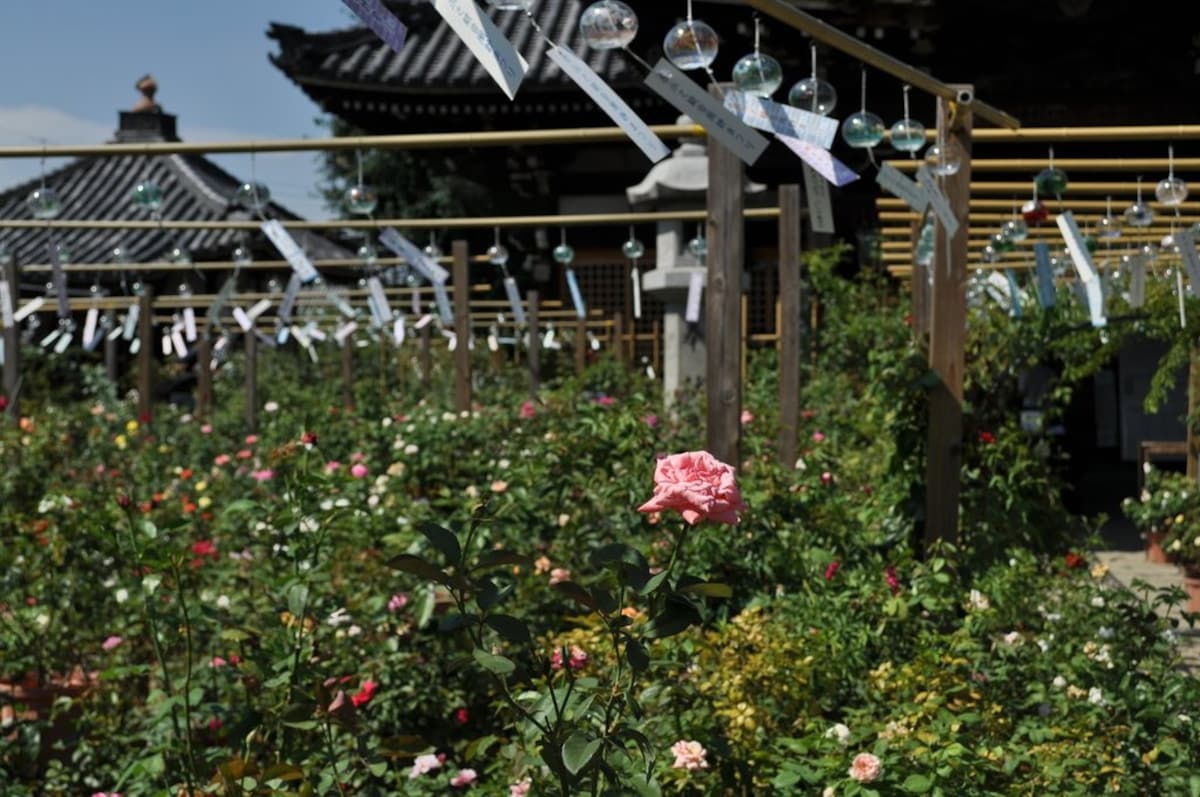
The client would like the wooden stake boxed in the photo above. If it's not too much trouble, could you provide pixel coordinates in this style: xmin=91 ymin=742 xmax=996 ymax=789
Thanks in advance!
xmin=104 ymin=312 xmax=118 ymax=385
xmin=245 ymin=326 xmax=258 ymax=433
xmin=137 ymin=289 xmax=154 ymax=421
xmin=924 ymin=88 xmax=973 ymax=553
xmin=575 ymin=316 xmax=587 ymax=378
xmin=196 ymin=333 xmax=213 ymax=419
xmin=1 ymin=255 xmax=20 ymax=422
xmin=911 ymin=215 xmax=930 ymax=343
xmin=528 ymin=290 xmax=541 ymax=397
xmin=452 ymin=240 xmax=472 ymax=415
xmin=705 ymin=97 xmax=745 ymax=467
xmin=777 ymin=184 xmax=803 ymax=468
xmin=613 ymin=312 xmax=626 ymax=368
xmin=1189 ymin=347 xmax=1200 ymax=481
xmin=341 ymin=338 xmax=354 ymax=411
xmin=419 ymin=323 xmax=432 ymax=390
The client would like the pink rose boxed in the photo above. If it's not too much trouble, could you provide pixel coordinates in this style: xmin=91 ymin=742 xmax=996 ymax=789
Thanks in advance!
xmin=820 ymin=471 xmax=833 ymax=485
xmin=519 ymin=400 xmax=536 ymax=419
xmin=812 ymin=431 xmax=826 ymax=443
xmin=510 ymin=778 xmax=532 ymax=797
xmin=351 ymin=463 xmax=368 ymax=479
xmin=245 ymin=435 xmax=258 ymax=445
xmin=642 ymin=414 xmax=659 ymax=428
xmin=200 ymin=424 xmax=213 ymax=434
xmin=251 ymin=469 xmax=274 ymax=482
xmin=740 ymin=410 xmax=754 ymax=425
xmin=102 ymin=635 xmax=123 ymax=651
xmin=670 ymin=740 xmax=709 ymax=770
xmin=848 ymin=752 xmax=883 ymax=782
xmin=637 ymin=451 xmax=746 ymax=526
xmin=450 ymin=769 xmax=478 ymax=788
xmin=325 ymin=461 xmax=341 ymax=474
xmin=214 ymin=454 xmax=231 ymax=466
xmin=409 ymin=753 xmax=442 ymax=779
xmin=548 ymin=567 xmax=571 ymax=585
xmin=595 ymin=395 xmax=615 ymax=406
xmin=387 ymin=593 xmax=409 ymax=612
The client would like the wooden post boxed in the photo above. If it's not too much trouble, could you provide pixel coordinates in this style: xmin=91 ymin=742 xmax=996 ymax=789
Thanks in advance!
xmin=137 ymin=289 xmax=154 ymax=421
xmin=777 ymin=184 xmax=803 ymax=468
xmin=575 ymin=316 xmax=587 ymax=377
xmin=740 ymin=295 xmax=749 ymax=387
xmin=613 ymin=312 xmax=626 ymax=368
xmin=911 ymin=215 xmax=931 ymax=343
xmin=706 ymin=112 xmax=745 ymax=466
xmin=528 ymin=289 xmax=541 ymax=397
xmin=196 ymin=333 xmax=213 ymax=419
xmin=924 ymin=87 xmax=973 ymax=553
xmin=1 ymin=255 xmax=20 ymax=422
xmin=419 ymin=323 xmax=432 ymax=390
xmin=651 ymin=319 xmax=660 ymax=376
xmin=452 ymin=240 xmax=472 ymax=414
xmin=104 ymin=312 xmax=119 ymax=384
xmin=1188 ymin=347 xmax=1200 ymax=481
xmin=340 ymin=338 xmax=354 ymax=411
xmin=245 ymin=326 xmax=258 ymax=433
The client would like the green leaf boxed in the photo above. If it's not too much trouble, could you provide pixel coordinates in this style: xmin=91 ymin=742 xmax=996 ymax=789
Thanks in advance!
xmin=285 ymin=583 xmax=309 ymax=620
xmin=261 ymin=764 xmax=305 ymax=782
xmin=473 ymin=549 xmax=532 ymax=570
xmin=903 ymin=774 xmax=933 ymax=794
xmin=553 ymin=581 xmax=599 ymax=612
xmin=220 ymin=628 xmax=254 ymax=642
xmin=486 ymin=613 xmax=531 ymax=643
xmin=644 ymin=603 xmax=701 ymax=639
xmin=625 ymin=638 xmax=650 ymax=672
xmin=562 ymin=732 xmax=602 ymax=775
xmin=639 ymin=570 xmax=671 ymax=596
xmin=628 ymin=774 xmax=662 ymax=797
xmin=418 ymin=521 xmax=462 ymax=565
xmin=388 ymin=554 xmax=464 ymax=590
xmin=679 ymin=582 xmax=733 ymax=599
xmin=473 ymin=648 xmax=516 ymax=675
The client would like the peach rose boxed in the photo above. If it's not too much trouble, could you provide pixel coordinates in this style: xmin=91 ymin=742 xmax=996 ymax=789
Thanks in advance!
xmin=637 ymin=451 xmax=746 ymax=525
xmin=848 ymin=752 xmax=882 ymax=783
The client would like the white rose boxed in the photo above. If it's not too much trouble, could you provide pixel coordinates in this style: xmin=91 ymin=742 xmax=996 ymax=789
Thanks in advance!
xmin=1091 ymin=596 xmax=1106 ymax=608
xmin=824 ymin=723 xmax=851 ymax=747
xmin=1052 ymin=675 xmax=1067 ymax=689
xmin=1088 ymin=687 xmax=1105 ymax=706
xmin=115 ymin=588 xmax=129 ymax=604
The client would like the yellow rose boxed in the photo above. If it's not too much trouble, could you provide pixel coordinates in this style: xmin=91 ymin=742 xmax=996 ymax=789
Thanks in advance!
xmin=198 ymin=496 xmax=212 ymax=509
xmin=125 ymin=420 xmax=139 ymax=434
xmin=195 ymin=481 xmax=207 ymax=492
xmin=114 ymin=434 xmax=127 ymax=450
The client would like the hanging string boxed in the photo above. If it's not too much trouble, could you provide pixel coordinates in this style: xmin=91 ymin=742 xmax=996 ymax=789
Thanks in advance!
xmin=686 ymin=0 xmax=693 ymax=22
xmin=753 ymin=13 xmax=761 ymax=54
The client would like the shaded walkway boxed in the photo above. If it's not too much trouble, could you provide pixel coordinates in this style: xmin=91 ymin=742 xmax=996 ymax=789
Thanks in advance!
xmin=1095 ymin=551 xmax=1199 ymax=673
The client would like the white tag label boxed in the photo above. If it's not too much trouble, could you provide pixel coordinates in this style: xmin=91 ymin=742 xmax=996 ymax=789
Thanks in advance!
xmin=502 ymin=276 xmax=526 ymax=325
xmin=916 ymin=167 xmax=959 ymax=238
xmin=1087 ymin=278 xmax=1107 ymax=328
xmin=335 ymin=321 xmax=358 ymax=345
xmin=1056 ymin=211 xmax=1097 ymax=284
xmin=261 ymin=219 xmax=320 ymax=283
xmin=171 ymin=329 xmax=188 ymax=359
xmin=802 ymin=164 xmax=835 ymax=234
xmin=82 ymin=307 xmax=99 ymax=347
xmin=487 ymin=333 xmax=499 ymax=352
xmin=877 ymin=163 xmax=929 ymax=212
xmin=278 ymin=274 xmax=301 ymax=322
xmin=160 ymin=330 xmax=172 ymax=356
xmin=643 ymin=59 xmax=768 ymax=166
xmin=123 ymin=303 xmax=139 ymax=340
xmin=54 ymin=330 xmax=72 ymax=354
xmin=565 ymin=268 xmax=586 ymax=320
xmin=0 ymin=280 xmax=14 ymax=328
xmin=685 ymin=271 xmax=704 ymax=323
xmin=1177 ymin=230 xmax=1200 ymax=293
xmin=232 ymin=307 xmax=253 ymax=332
xmin=1129 ymin=255 xmax=1146 ymax=308
xmin=182 ymin=307 xmax=197 ymax=342
xmin=414 ymin=313 xmax=435 ymax=330
xmin=14 ymin=296 xmax=45 ymax=324
xmin=631 ymin=267 xmax=642 ymax=319
xmin=393 ymin=317 xmax=406 ymax=345
xmin=433 ymin=281 xmax=453 ymax=326
xmin=367 ymin=277 xmax=393 ymax=324
xmin=723 ymin=91 xmax=837 ymax=149
xmin=379 ymin=228 xmax=450 ymax=284
xmin=547 ymin=46 xmax=669 ymax=163
xmin=307 ymin=324 xmax=327 ymax=342
xmin=129 ymin=337 xmax=140 ymax=355
xmin=783 ymin=138 xmax=858 ymax=186
xmin=107 ymin=322 xmax=123 ymax=341
xmin=247 ymin=298 xmax=272 ymax=321
xmin=431 ymin=0 xmax=528 ymax=100
xmin=1033 ymin=242 xmax=1056 ymax=309
xmin=341 ymin=0 xmax=407 ymax=52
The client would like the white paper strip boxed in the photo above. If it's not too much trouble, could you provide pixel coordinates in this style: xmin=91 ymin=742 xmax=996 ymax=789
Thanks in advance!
xmin=431 ymin=0 xmax=528 ymax=100
xmin=1177 ymin=230 xmax=1200 ymax=293
xmin=49 ymin=244 xmax=69 ymax=319
xmin=685 ymin=271 xmax=704 ymax=323
xmin=433 ymin=281 xmax=453 ymax=325
xmin=1033 ymin=242 xmax=1056 ymax=309
xmin=278 ymin=274 xmax=301 ymax=322
xmin=129 ymin=337 xmax=140 ymax=355
xmin=208 ymin=276 xmax=237 ymax=324
xmin=14 ymin=296 xmax=45 ymax=324
xmin=802 ymin=164 xmax=835 ymax=234
xmin=341 ymin=0 xmax=407 ymax=53
xmin=171 ymin=329 xmax=188 ymax=359
xmin=367 ymin=276 xmax=393 ymax=324
xmin=379 ymin=228 xmax=450 ymax=284
xmin=565 ymin=268 xmax=586 ymax=319
xmin=631 ymin=267 xmax=642 ymax=319
xmin=40 ymin=328 xmax=60 ymax=348
xmin=1056 ymin=211 xmax=1098 ymax=284
xmin=783 ymin=138 xmax=858 ymax=186
xmin=502 ymin=276 xmax=526 ymax=325
xmin=414 ymin=314 xmax=435 ymax=330
xmin=487 ymin=333 xmax=499 ymax=352
xmin=1129 ymin=255 xmax=1146 ymax=308
xmin=232 ymin=307 xmax=253 ymax=332
xmin=393 ymin=317 xmax=406 ymax=345
xmin=291 ymin=324 xmax=311 ymax=349
xmin=123 ymin=303 xmax=140 ymax=340
xmin=877 ymin=163 xmax=929 ymax=212
xmin=1178 ymin=269 xmax=1187 ymax=328
xmin=54 ymin=330 xmax=72 ymax=354
xmin=181 ymin=307 xmax=197 ymax=342
xmin=723 ymin=91 xmax=837 ymax=149
xmin=82 ymin=307 xmax=99 ymax=348
xmin=916 ymin=167 xmax=960 ymax=238
xmin=547 ymin=46 xmax=669 ymax=163
xmin=0 ymin=280 xmax=14 ymax=328
xmin=307 ymin=324 xmax=327 ymax=342
xmin=643 ymin=59 xmax=768 ymax=166
xmin=1086 ymin=278 xmax=1106 ymax=328
xmin=107 ymin=322 xmax=123 ymax=342
xmin=160 ymin=330 xmax=172 ymax=356
xmin=261 ymin=219 xmax=320 ymax=283
xmin=335 ymin=321 xmax=358 ymax=346
xmin=247 ymin=298 xmax=272 ymax=321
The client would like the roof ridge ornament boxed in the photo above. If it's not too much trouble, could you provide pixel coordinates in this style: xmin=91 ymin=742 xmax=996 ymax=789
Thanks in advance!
xmin=132 ymin=75 xmax=161 ymax=113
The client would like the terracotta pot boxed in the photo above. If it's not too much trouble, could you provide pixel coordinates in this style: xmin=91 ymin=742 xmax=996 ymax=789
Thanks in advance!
xmin=1 ymin=667 xmax=95 ymax=749
xmin=1182 ymin=567 xmax=1200 ymax=614
xmin=1145 ymin=530 xmax=1170 ymax=564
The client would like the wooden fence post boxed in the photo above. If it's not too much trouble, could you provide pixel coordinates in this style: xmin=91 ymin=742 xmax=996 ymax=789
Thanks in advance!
xmin=613 ymin=311 xmax=626 ymax=368
xmin=777 ymin=184 xmax=803 ymax=468
xmin=1 ymin=255 xmax=20 ymax=422
xmin=528 ymin=289 xmax=541 ymax=397
xmin=340 ymin=337 xmax=354 ymax=411
xmin=924 ymin=87 xmax=973 ymax=553
xmin=452 ymin=240 xmax=472 ymax=414
xmin=1188 ymin=347 xmax=1200 ymax=481
xmin=196 ymin=332 xmax=213 ymax=419
xmin=911 ymin=215 xmax=931 ymax=343
xmin=137 ymin=289 xmax=154 ymax=421
xmin=419 ymin=323 xmax=432 ymax=389
xmin=104 ymin=312 xmax=119 ymax=385
xmin=575 ymin=316 xmax=587 ymax=378
xmin=245 ymin=325 xmax=258 ymax=433
xmin=706 ymin=114 xmax=745 ymax=466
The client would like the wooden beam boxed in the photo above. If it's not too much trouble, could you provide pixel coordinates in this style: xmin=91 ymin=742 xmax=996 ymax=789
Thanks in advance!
xmin=924 ymin=89 xmax=974 ymax=553
xmin=453 ymin=240 xmax=472 ymax=415
xmin=911 ymin=215 xmax=930 ymax=343
xmin=1 ymin=255 xmax=20 ymax=422
xmin=705 ymin=99 xmax=745 ymax=467
xmin=137 ymin=289 xmax=154 ymax=421
xmin=245 ymin=327 xmax=258 ymax=433
xmin=528 ymin=290 xmax=541 ymax=397
xmin=777 ymin=184 xmax=803 ymax=468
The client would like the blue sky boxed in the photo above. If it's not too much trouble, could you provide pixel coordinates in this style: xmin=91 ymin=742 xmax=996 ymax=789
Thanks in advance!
xmin=0 ymin=1 xmax=361 ymax=219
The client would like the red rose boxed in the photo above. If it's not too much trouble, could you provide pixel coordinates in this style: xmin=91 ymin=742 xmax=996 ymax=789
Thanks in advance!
xmin=454 ymin=707 xmax=469 ymax=725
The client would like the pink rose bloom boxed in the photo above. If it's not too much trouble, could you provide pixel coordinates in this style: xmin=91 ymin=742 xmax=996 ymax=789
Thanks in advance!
xmin=409 ymin=753 xmax=443 ymax=779
xmin=92 ymin=793 xmax=123 ymax=797
xmin=820 ymin=471 xmax=833 ymax=485
xmin=252 ymin=469 xmax=274 ymax=482
xmin=518 ymin=400 xmax=536 ymax=420
xmin=351 ymin=463 xmax=368 ymax=479
xmin=642 ymin=414 xmax=659 ymax=428
xmin=387 ymin=593 xmax=409 ymax=612
xmin=214 ymin=454 xmax=231 ymax=466
xmin=325 ymin=460 xmax=341 ymax=474
xmin=812 ymin=431 xmax=826 ymax=443
xmin=102 ymin=635 xmax=123 ymax=651
xmin=551 ymin=645 xmax=589 ymax=671
xmin=740 ymin=410 xmax=754 ymax=425
xmin=200 ymin=424 xmax=213 ymax=434
xmin=350 ymin=451 xmax=365 ymax=463
xmin=637 ymin=451 xmax=746 ymax=526
xmin=510 ymin=778 xmax=532 ymax=797
xmin=848 ymin=752 xmax=883 ymax=783
xmin=670 ymin=740 xmax=709 ymax=770
xmin=595 ymin=395 xmax=615 ymax=406
xmin=548 ymin=567 xmax=571 ymax=585
xmin=236 ymin=449 xmax=252 ymax=460
xmin=245 ymin=435 xmax=258 ymax=445
xmin=210 ymin=656 xmax=228 ymax=669
xmin=450 ymin=769 xmax=478 ymax=788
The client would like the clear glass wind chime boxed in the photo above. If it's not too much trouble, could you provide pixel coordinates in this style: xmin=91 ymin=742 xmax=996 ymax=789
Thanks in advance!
xmin=731 ymin=16 xmax=782 ymax=97
xmin=25 ymin=153 xmax=76 ymax=351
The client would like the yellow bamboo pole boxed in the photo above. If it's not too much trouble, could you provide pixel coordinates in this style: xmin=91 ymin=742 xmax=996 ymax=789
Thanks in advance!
xmin=965 ymin=181 xmax=1198 ymax=195
xmin=889 ymin=158 xmax=1200 ymax=172
xmin=877 ymin=198 xmax=1200 ymax=211
xmin=879 ymin=211 xmax=1200 ymax=223
xmin=885 ymin=125 xmax=1200 ymax=144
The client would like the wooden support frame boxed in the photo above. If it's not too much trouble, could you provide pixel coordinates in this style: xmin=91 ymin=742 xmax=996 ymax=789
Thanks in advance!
xmin=136 ymin=289 xmax=154 ymax=421
xmin=528 ymin=290 xmax=541 ymax=397
xmin=452 ymin=241 xmax=472 ymax=415
xmin=777 ymin=184 xmax=803 ymax=468
xmin=2 ymin=255 xmax=20 ymax=422
xmin=924 ymin=88 xmax=974 ymax=553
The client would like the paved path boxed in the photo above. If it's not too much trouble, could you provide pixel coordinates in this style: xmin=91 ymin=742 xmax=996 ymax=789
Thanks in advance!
xmin=1095 ymin=551 xmax=1200 ymax=673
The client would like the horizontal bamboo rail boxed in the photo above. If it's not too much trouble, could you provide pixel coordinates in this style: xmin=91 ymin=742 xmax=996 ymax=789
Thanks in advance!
xmin=877 ymin=198 xmax=1200 ymax=211
xmin=966 ymin=181 xmax=1200 ymax=196
xmin=18 ymin=255 xmax=492 ymax=274
xmin=879 ymin=211 xmax=1200 ymax=224
xmin=889 ymin=157 xmax=1200 ymax=173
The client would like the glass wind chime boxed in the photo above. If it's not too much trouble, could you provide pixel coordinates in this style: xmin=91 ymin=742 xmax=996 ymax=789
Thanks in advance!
xmin=25 ymin=160 xmax=76 ymax=351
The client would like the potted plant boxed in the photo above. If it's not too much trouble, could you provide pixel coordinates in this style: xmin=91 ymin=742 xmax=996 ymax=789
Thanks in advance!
xmin=1160 ymin=511 xmax=1200 ymax=611
xmin=1121 ymin=468 xmax=1199 ymax=564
